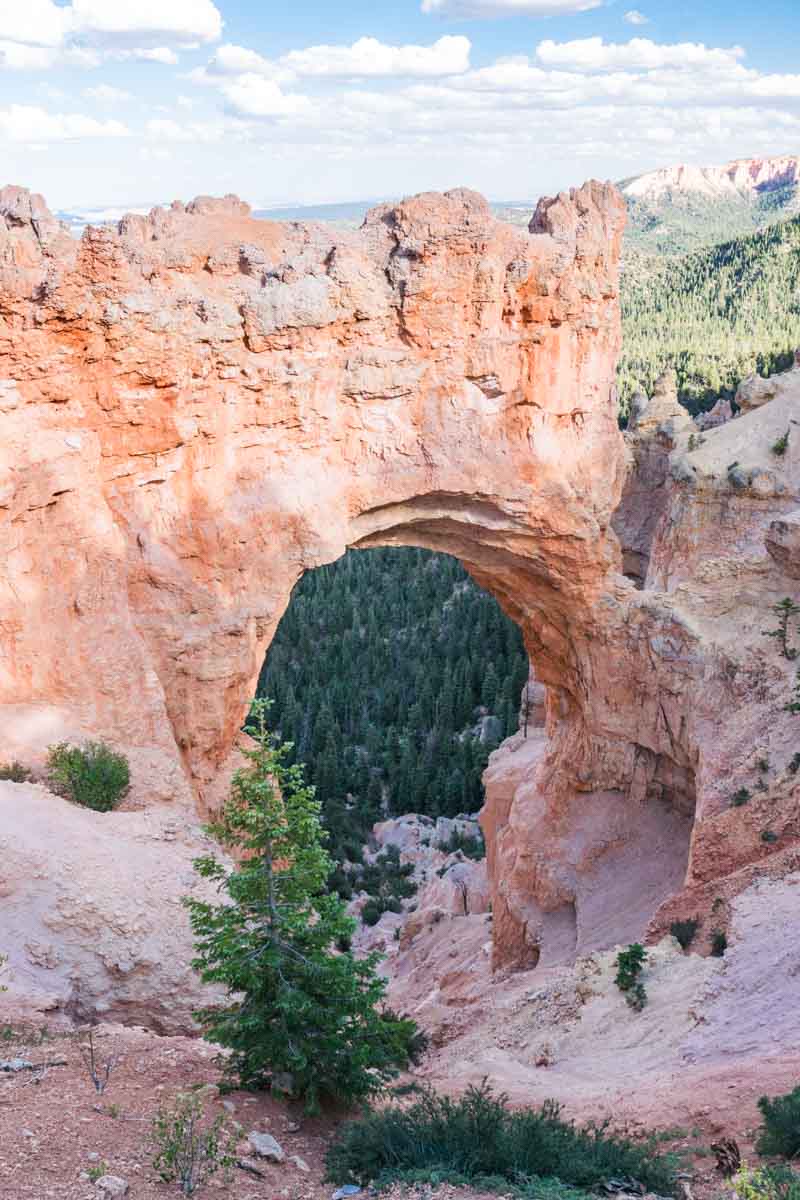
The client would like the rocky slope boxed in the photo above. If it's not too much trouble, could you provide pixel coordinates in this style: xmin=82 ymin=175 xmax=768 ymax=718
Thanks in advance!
xmin=1 ymin=177 xmax=800 ymax=1125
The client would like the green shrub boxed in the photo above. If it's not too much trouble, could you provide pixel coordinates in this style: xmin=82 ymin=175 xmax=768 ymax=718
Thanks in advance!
xmin=772 ymin=430 xmax=791 ymax=457
xmin=325 ymin=1081 xmax=677 ymax=1195
xmin=732 ymin=788 xmax=752 ymax=807
xmin=756 ymin=1085 xmax=800 ymax=1159
xmin=788 ymin=754 xmax=800 ymax=775
xmin=761 ymin=830 xmax=779 ymax=844
xmin=711 ymin=929 xmax=728 ymax=957
xmin=615 ymin=944 xmax=648 ymax=1010
xmin=438 ymin=827 xmax=486 ymax=860
xmin=46 ymin=742 xmax=130 ymax=812
xmin=670 ymin=918 xmax=700 ymax=951
xmin=0 ymin=761 xmax=32 ymax=783
xmin=151 ymin=1090 xmax=235 ymax=1195
xmin=735 ymin=1165 xmax=800 ymax=1200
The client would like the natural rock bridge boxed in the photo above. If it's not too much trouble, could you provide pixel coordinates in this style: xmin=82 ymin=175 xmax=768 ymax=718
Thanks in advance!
xmin=1 ymin=183 xmax=797 ymax=1022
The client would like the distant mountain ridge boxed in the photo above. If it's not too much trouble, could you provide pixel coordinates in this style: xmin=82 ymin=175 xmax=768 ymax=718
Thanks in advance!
xmin=621 ymin=153 xmax=800 ymax=253
xmin=622 ymin=154 xmax=800 ymax=202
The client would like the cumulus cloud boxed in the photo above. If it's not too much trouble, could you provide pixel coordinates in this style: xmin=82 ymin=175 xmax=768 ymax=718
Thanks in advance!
xmin=0 ymin=0 xmax=220 ymax=71
xmin=535 ymin=37 xmax=745 ymax=71
xmin=624 ymin=10 xmax=649 ymax=24
xmin=282 ymin=35 xmax=471 ymax=78
xmin=0 ymin=104 xmax=128 ymax=141
xmin=205 ymin=43 xmax=279 ymax=76
xmin=220 ymin=76 xmax=316 ymax=120
xmin=113 ymin=47 xmax=180 ymax=65
xmin=421 ymin=0 xmax=602 ymax=15
xmin=83 ymin=84 xmax=134 ymax=103
xmin=66 ymin=0 xmax=222 ymax=47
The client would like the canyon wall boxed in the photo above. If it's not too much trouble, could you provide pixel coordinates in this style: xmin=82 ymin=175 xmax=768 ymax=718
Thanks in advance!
xmin=1 ymin=181 xmax=799 ymax=1023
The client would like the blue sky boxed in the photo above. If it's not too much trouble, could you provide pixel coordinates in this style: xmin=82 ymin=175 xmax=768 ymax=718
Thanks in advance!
xmin=0 ymin=0 xmax=797 ymax=211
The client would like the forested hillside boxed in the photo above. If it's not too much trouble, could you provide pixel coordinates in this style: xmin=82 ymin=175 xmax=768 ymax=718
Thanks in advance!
xmin=618 ymin=214 xmax=800 ymax=418
xmin=258 ymin=548 xmax=528 ymax=872
xmin=623 ymin=184 xmax=799 ymax=256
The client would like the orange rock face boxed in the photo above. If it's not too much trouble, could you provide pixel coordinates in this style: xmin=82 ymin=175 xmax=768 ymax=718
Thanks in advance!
xmin=0 ymin=182 xmax=625 ymax=816
xmin=3 ymin=179 xmax=797 ymax=1020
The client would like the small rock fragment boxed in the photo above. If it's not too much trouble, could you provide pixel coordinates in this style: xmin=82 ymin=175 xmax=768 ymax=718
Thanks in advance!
xmin=290 ymin=1154 xmax=311 ymax=1172
xmin=247 ymin=1130 xmax=285 ymax=1162
xmin=95 ymin=1177 xmax=129 ymax=1198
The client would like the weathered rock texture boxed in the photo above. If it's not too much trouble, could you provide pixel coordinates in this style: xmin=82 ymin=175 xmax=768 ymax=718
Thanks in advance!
xmin=2 ymin=181 xmax=800 ymax=1031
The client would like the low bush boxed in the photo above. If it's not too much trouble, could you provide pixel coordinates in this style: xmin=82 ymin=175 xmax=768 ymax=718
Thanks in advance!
xmin=732 ymin=788 xmax=752 ymax=807
xmin=326 ymin=1081 xmax=677 ymax=1195
xmin=735 ymin=1165 xmax=800 ymax=1200
xmin=756 ymin=1085 xmax=800 ymax=1159
xmin=46 ymin=741 xmax=130 ymax=812
xmin=670 ymin=918 xmax=700 ymax=951
xmin=438 ymin=827 xmax=486 ymax=860
xmin=615 ymin=944 xmax=648 ymax=1010
xmin=151 ymin=1090 xmax=236 ymax=1196
xmin=711 ymin=929 xmax=728 ymax=957
xmin=0 ymin=761 xmax=32 ymax=782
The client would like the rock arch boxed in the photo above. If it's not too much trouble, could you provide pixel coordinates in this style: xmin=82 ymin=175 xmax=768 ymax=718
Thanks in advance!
xmin=1 ymin=181 xmax=754 ymax=992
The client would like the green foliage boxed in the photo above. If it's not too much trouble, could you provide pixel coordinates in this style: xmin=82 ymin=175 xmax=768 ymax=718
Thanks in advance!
xmin=732 ymin=788 xmax=752 ymax=807
xmin=761 ymin=830 xmax=780 ymax=844
xmin=46 ymin=741 xmax=130 ymax=812
xmin=617 ymin=215 xmax=800 ymax=419
xmin=710 ymin=929 xmax=728 ymax=957
xmin=185 ymin=701 xmax=421 ymax=1112
xmin=670 ymin=918 xmax=700 ymax=951
xmin=370 ymin=1166 xmax=594 ymax=1200
xmin=756 ymin=1086 xmax=800 ymax=1159
xmin=325 ymin=1080 xmax=677 ymax=1195
xmin=735 ymin=1165 xmax=800 ymax=1200
xmin=789 ymin=753 xmax=800 ymax=775
xmin=772 ymin=430 xmax=791 ymax=457
xmin=615 ymin=944 xmax=648 ymax=1010
xmin=624 ymin=185 xmax=800 ymax=257
xmin=257 ymin=547 xmax=528 ymax=891
xmin=0 ymin=761 xmax=32 ymax=782
xmin=785 ymin=674 xmax=800 ymax=716
xmin=763 ymin=599 xmax=800 ymax=661
xmin=350 ymin=845 xmax=417 ymax=925
xmin=151 ymin=1090 xmax=236 ymax=1196
xmin=438 ymin=827 xmax=486 ymax=860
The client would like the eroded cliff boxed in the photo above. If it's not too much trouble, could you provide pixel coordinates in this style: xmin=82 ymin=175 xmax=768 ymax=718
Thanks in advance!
xmin=1 ymin=181 xmax=798 ymax=1039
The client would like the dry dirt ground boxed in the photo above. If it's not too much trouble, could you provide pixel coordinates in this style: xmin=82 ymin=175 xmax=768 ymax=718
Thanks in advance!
xmin=0 ymin=1016 xmax=519 ymax=1200
xmin=0 ymin=1010 xmax=758 ymax=1200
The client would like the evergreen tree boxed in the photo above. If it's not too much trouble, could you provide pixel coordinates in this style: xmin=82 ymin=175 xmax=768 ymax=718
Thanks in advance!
xmin=185 ymin=701 xmax=420 ymax=1112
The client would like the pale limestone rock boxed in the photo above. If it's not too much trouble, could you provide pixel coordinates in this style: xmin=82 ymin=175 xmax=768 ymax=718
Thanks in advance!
xmin=247 ymin=1131 xmax=285 ymax=1162
xmin=95 ymin=1177 xmax=129 ymax=1198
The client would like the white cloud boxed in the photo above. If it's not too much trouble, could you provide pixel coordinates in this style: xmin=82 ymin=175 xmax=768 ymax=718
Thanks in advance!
xmin=624 ymin=9 xmax=649 ymax=24
xmin=0 ymin=0 xmax=220 ymax=71
xmin=0 ymin=3 xmax=70 ymax=49
xmin=0 ymin=104 xmax=129 ymax=141
xmin=421 ymin=0 xmax=602 ymax=15
xmin=536 ymin=37 xmax=745 ymax=71
xmin=0 ymin=40 xmax=57 ymax=69
xmin=219 ymin=76 xmax=315 ymax=120
xmin=83 ymin=84 xmax=134 ymax=103
xmin=145 ymin=117 xmax=227 ymax=141
xmin=205 ymin=43 xmax=279 ymax=76
xmin=114 ymin=47 xmax=179 ymax=65
xmin=282 ymin=35 xmax=471 ymax=78
xmin=66 ymin=0 xmax=222 ymax=47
